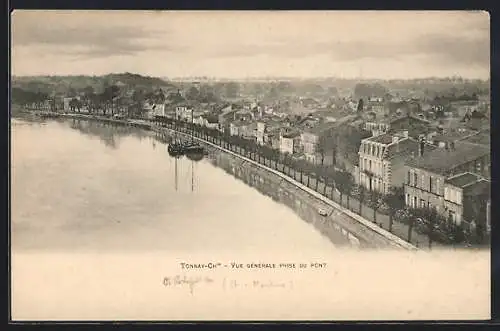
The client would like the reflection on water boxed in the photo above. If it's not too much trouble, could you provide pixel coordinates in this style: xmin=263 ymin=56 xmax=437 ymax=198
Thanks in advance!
xmin=11 ymin=118 xmax=340 ymax=254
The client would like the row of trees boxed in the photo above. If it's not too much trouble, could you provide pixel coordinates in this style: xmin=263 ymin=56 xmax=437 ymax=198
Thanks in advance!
xmin=153 ymin=115 xmax=487 ymax=247
xmin=11 ymin=87 xmax=50 ymax=109
xmin=152 ymin=116 xmax=460 ymax=247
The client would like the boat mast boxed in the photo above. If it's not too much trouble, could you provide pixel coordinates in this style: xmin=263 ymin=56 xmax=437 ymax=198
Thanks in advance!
xmin=174 ymin=157 xmax=178 ymax=191
xmin=191 ymin=107 xmax=194 ymax=144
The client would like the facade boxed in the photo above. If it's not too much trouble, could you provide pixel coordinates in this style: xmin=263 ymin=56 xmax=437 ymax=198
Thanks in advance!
xmin=404 ymin=141 xmax=491 ymax=221
xmin=364 ymin=121 xmax=390 ymax=136
xmin=358 ymin=131 xmax=421 ymax=194
xmin=63 ymin=97 xmax=73 ymax=112
xmin=443 ymin=173 xmax=490 ymax=231
xmin=218 ymin=110 xmax=237 ymax=133
xmin=175 ymin=105 xmax=193 ymax=122
xmin=152 ymin=103 xmax=166 ymax=117
xmin=299 ymin=122 xmax=338 ymax=164
xmin=279 ymin=131 xmax=301 ymax=155
xmin=229 ymin=120 xmax=254 ymax=138
xmin=256 ymin=122 xmax=266 ymax=145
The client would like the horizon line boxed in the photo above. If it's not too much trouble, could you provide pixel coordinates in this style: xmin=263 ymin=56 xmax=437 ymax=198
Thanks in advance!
xmin=11 ymin=72 xmax=490 ymax=82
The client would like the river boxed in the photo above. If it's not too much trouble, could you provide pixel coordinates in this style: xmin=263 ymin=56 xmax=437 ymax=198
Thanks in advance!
xmin=11 ymin=116 xmax=340 ymax=254
xmin=11 ymin=116 xmax=492 ymax=321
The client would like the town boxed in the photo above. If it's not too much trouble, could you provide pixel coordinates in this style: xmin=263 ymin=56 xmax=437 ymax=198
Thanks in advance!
xmin=11 ymin=73 xmax=491 ymax=248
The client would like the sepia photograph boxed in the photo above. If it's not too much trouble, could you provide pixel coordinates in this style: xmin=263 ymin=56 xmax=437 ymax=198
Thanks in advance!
xmin=10 ymin=10 xmax=491 ymax=321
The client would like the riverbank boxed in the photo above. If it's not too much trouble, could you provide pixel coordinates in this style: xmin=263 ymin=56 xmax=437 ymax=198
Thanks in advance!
xmin=42 ymin=112 xmax=415 ymax=250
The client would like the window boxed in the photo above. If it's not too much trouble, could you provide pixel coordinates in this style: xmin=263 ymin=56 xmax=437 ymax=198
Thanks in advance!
xmin=413 ymin=196 xmax=417 ymax=208
xmin=407 ymin=171 xmax=411 ymax=185
xmin=476 ymin=160 xmax=482 ymax=173
xmin=369 ymin=160 xmax=372 ymax=171
xmin=420 ymin=199 xmax=426 ymax=208
xmin=413 ymin=172 xmax=418 ymax=187
xmin=421 ymin=174 xmax=425 ymax=189
xmin=406 ymin=194 xmax=410 ymax=205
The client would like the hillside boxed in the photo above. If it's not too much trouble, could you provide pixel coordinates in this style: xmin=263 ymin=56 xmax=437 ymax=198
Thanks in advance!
xmin=11 ymin=73 xmax=178 ymax=95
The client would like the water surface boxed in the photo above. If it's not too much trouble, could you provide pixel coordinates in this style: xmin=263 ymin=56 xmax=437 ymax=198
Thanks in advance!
xmin=11 ymin=118 xmax=337 ymax=255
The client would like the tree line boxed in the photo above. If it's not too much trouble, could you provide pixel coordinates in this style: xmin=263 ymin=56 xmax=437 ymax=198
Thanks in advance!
xmin=152 ymin=116 xmax=485 ymax=248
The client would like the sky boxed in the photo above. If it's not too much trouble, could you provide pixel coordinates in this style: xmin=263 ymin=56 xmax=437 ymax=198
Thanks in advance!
xmin=11 ymin=10 xmax=490 ymax=79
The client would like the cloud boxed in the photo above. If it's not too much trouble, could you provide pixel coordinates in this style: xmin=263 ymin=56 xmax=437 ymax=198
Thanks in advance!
xmin=415 ymin=33 xmax=489 ymax=68
xmin=12 ymin=20 xmax=172 ymax=59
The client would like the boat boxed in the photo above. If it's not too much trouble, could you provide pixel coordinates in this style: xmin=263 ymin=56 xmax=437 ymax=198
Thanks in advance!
xmin=183 ymin=108 xmax=205 ymax=159
xmin=167 ymin=115 xmax=185 ymax=157
xmin=167 ymin=144 xmax=185 ymax=157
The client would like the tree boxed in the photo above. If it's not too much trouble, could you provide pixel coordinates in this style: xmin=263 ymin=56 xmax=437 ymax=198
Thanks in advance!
xmin=334 ymin=170 xmax=354 ymax=209
xmin=368 ymin=190 xmax=384 ymax=224
xmin=69 ymin=98 xmax=79 ymax=112
xmin=357 ymin=185 xmax=367 ymax=215
xmin=186 ymin=86 xmax=200 ymax=101
xmin=357 ymin=98 xmax=364 ymax=112
xmin=224 ymin=82 xmax=240 ymax=99
xmin=383 ymin=187 xmax=405 ymax=233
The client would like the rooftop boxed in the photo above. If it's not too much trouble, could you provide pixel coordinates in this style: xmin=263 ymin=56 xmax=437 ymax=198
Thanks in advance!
xmin=463 ymin=179 xmax=490 ymax=197
xmin=461 ymin=130 xmax=490 ymax=146
xmin=366 ymin=133 xmax=398 ymax=145
xmin=405 ymin=141 xmax=490 ymax=175
xmin=302 ymin=121 xmax=339 ymax=135
xmin=231 ymin=119 xmax=252 ymax=127
xmin=282 ymin=130 xmax=301 ymax=139
xmin=385 ymin=138 xmax=428 ymax=160
xmin=445 ymin=172 xmax=483 ymax=188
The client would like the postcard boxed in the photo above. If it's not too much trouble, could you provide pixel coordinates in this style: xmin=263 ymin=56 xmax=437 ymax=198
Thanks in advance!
xmin=10 ymin=10 xmax=491 ymax=321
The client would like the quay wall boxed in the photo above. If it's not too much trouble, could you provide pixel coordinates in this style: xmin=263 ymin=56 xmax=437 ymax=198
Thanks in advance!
xmin=55 ymin=113 xmax=416 ymax=250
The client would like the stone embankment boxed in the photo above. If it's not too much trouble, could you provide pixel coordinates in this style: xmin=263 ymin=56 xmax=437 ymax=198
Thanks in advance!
xmin=56 ymin=112 xmax=416 ymax=250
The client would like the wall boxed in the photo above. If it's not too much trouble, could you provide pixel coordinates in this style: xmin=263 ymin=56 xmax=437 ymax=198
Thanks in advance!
xmin=390 ymin=157 xmax=410 ymax=189
xmin=280 ymin=136 xmax=294 ymax=154
xmin=404 ymin=167 xmax=445 ymax=212
xmin=443 ymin=199 xmax=463 ymax=225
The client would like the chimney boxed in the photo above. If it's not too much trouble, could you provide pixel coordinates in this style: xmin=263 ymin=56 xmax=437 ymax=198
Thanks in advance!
xmin=418 ymin=135 xmax=425 ymax=157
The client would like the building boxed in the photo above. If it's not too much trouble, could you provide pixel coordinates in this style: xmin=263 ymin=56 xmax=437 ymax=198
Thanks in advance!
xmin=364 ymin=121 xmax=390 ymax=136
xmin=218 ymin=110 xmax=237 ymax=133
xmin=229 ymin=120 xmax=255 ymax=139
xmin=63 ymin=97 xmax=75 ymax=112
xmin=443 ymin=173 xmax=490 ymax=232
xmin=300 ymin=121 xmax=338 ymax=165
xmin=240 ymin=122 xmax=257 ymax=141
xmin=152 ymin=103 xmax=166 ymax=117
xmin=279 ymin=129 xmax=301 ymax=155
xmin=387 ymin=115 xmax=432 ymax=139
xmin=256 ymin=122 xmax=266 ymax=145
xmin=404 ymin=141 xmax=490 ymax=215
xmin=358 ymin=131 xmax=424 ymax=194
xmin=450 ymin=100 xmax=480 ymax=118
xmin=175 ymin=105 xmax=193 ymax=122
